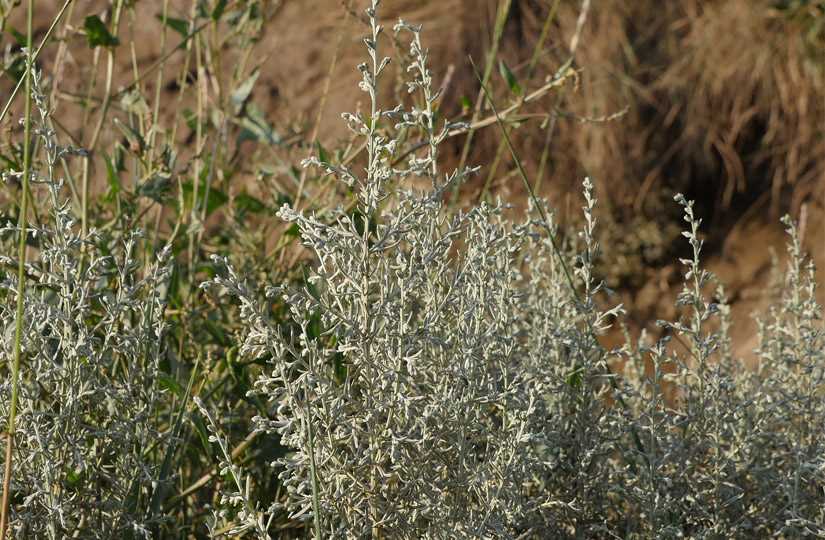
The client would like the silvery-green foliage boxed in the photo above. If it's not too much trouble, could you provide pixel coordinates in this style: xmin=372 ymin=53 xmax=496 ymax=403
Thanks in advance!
xmin=0 ymin=69 xmax=172 ymax=538
xmin=202 ymin=2 xmax=825 ymax=539
xmin=617 ymin=197 xmax=825 ymax=538
xmin=203 ymin=2 xmax=623 ymax=537
xmin=750 ymin=215 xmax=825 ymax=537
xmin=194 ymin=397 xmax=273 ymax=539
xmin=616 ymin=195 xmax=748 ymax=537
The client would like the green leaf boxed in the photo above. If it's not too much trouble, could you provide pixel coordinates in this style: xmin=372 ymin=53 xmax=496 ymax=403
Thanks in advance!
xmin=181 ymin=180 xmax=228 ymax=216
xmin=498 ymin=60 xmax=522 ymax=96
xmin=276 ymin=192 xmax=293 ymax=207
xmin=191 ymin=415 xmax=211 ymax=456
xmin=202 ymin=318 xmax=231 ymax=347
xmin=8 ymin=27 xmax=26 ymax=46
xmin=113 ymin=143 xmax=126 ymax=172
xmin=2 ymin=29 xmax=25 ymax=81
xmin=148 ymin=357 xmax=200 ymax=518
xmin=0 ymin=150 xmax=20 ymax=171
xmin=234 ymin=191 xmax=267 ymax=215
xmin=566 ymin=367 xmax=584 ymax=390
xmin=138 ymin=173 xmax=173 ymax=204
xmin=64 ymin=467 xmax=84 ymax=489
xmin=84 ymin=15 xmax=119 ymax=49
xmin=113 ymin=118 xmax=146 ymax=155
xmin=156 ymin=14 xmax=190 ymax=37
xmin=287 ymin=165 xmax=300 ymax=184
xmin=237 ymin=103 xmax=281 ymax=145
xmin=230 ymin=68 xmax=260 ymax=115
xmin=333 ymin=352 xmax=347 ymax=385
xmin=182 ymin=108 xmax=200 ymax=133
xmin=212 ymin=0 xmax=228 ymax=20
xmin=351 ymin=208 xmax=377 ymax=238
xmin=284 ymin=223 xmax=300 ymax=238
xmin=307 ymin=310 xmax=323 ymax=339
xmin=3 ymin=56 xmax=25 ymax=86
xmin=316 ymin=140 xmax=329 ymax=164
xmin=103 ymin=152 xmax=121 ymax=202
xmin=158 ymin=373 xmax=184 ymax=398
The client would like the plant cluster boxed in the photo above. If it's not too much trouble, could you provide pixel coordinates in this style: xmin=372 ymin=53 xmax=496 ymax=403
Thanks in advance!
xmin=0 ymin=1 xmax=823 ymax=538
xmin=200 ymin=2 xmax=825 ymax=538
xmin=0 ymin=69 xmax=173 ymax=537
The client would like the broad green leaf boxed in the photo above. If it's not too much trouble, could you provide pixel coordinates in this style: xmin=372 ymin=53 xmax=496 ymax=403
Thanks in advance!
xmin=84 ymin=15 xmax=119 ymax=49
xmin=156 ymin=14 xmax=190 ymax=38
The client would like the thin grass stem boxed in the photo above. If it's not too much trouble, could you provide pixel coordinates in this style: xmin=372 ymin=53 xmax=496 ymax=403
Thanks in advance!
xmin=0 ymin=1 xmax=35 ymax=535
xmin=450 ymin=0 xmax=512 ymax=207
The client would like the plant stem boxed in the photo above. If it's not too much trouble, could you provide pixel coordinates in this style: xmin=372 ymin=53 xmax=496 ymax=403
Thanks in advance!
xmin=479 ymin=0 xmax=561 ymax=204
xmin=81 ymin=0 xmax=124 ymax=239
xmin=450 ymin=0 xmax=512 ymax=207
xmin=293 ymin=0 xmax=354 ymax=212
xmin=0 ymin=0 xmax=35 ymax=535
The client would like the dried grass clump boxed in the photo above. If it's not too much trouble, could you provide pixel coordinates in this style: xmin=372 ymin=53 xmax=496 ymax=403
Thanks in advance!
xmin=463 ymin=0 xmax=825 ymax=291
xmin=531 ymin=0 xmax=825 ymax=216
xmin=655 ymin=0 xmax=825 ymax=214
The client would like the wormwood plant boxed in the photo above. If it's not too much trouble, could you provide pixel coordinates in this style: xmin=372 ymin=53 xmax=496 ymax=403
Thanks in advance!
xmin=202 ymin=1 xmax=626 ymax=537
xmin=0 ymin=67 xmax=172 ymax=538
xmin=201 ymin=1 xmax=825 ymax=539
xmin=618 ymin=199 xmax=825 ymax=538
xmin=0 ymin=1 xmax=821 ymax=538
